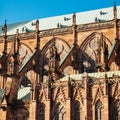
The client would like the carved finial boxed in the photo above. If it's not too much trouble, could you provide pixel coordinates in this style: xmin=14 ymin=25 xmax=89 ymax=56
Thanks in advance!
xmin=3 ymin=20 xmax=7 ymax=54
xmin=72 ymin=13 xmax=76 ymax=25
xmin=36 ymin=20 xmax=40 ymax=50
xmin=16 ymin=29 xmax=19 ymax=37
xmin=113 ymin=0 xmax=117 ymax=20
xmin=2 ymin=20 xmax=7 ymax=36
xmin=36 ymin=20 xmax=39 ymax=32
xmin=16 ymin=29 xmax=20 ymax=53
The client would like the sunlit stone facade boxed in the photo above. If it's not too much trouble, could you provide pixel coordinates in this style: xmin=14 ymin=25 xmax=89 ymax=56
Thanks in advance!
xmin=0 ymin=4 xmax=120 ymax=120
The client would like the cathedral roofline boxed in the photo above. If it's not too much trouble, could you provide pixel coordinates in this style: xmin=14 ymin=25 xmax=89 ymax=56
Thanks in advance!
xmin=0 ymin=6 xmax=120 ymax=36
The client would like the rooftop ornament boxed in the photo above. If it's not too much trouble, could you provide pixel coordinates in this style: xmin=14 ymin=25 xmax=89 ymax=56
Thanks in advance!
xmin=64 ymin=17 xmax=71 ymax=21
xmin=100 ymin=11 xmax=108 ymax=15
xmin=95 ymin=17 xmax=106 ymax=22
xmin=57 ymin=22 xmax=68 ymax=28
xmin=31 ymin=22 xmax=36 ymax=26
xmin=22 ymin=26 xmax=34 ymax=33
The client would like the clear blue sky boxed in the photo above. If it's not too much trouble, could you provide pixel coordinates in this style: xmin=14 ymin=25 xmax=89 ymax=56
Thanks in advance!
xmin=0 ymin=0 xmax=120 ymax=25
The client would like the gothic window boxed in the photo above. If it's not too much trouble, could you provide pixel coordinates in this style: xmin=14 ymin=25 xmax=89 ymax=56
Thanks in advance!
xmin=95 ymin=100 xmax=104 ymax=120
xmin=39 ymin=103 xmax=45 ymax=120
xmin=54 ymin=103 xmax=66 ymax=120
xmin=112 ymin=100 xmax=120 ymax=120
xmin=74 ymin=101 xmax=81 ymax=120
xmin=42 ymin=38 xmax=70 ymax=82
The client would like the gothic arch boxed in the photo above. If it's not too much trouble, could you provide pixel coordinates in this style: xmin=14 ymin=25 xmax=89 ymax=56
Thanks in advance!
xmin=41 ymin=37 xmax=71 ymax=82
xmin=73 ymin=88 xmax=84 ymax=106
xmin=77 ymin=32 xmax=112 ymax=73
xmin=20 ymin=42 xmax=33 ymax=53
xmin=53 ymin=102 xmax=66 ymax=120
xmin=92 ymin=86 xmax=104 ymax=105
xmin=39 ymin=103 xmax=46 ymax=120
xmin=73 ymin=100 xmax=81 ymax=120
xmin=95 ymin=100 xmax=104 ymax=120
xmin=79 ymin=32 xmax=112 ymax=50
xmin=42 ymin=37 xmax=70 ymax=54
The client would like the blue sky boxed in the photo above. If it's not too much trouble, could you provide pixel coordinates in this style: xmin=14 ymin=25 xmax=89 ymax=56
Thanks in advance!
xmin=0 ymin=0 xmax=120 ymax=25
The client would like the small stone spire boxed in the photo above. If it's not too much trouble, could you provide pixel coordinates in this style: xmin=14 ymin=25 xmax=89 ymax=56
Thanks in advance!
xmin=14 ymin=29 xmax=20 ymax=54
xmin=13 ymin=29 xmax=20 ymax=75
xmin=3 ymin=20 xmax=7 ymax=54
xmin=72 ymin=13 xmax=77 ymax=45
xmin=36 ymin=20 xmax=40 ymax=50
xmin=36 ymin=20 xmax=39 ymax=32
xmin=2 ymin=20 xmax=8 ymax=74
xmin=72 ymin=13 xmax=76 ymax=25
xmin=113 ymin=1 xmax=117 ymax=21
xmin=113 ymin=1 xmax=118 ymax=40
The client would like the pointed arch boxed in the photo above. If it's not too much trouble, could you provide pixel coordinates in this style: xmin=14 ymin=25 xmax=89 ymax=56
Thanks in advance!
xmin=54 ymin=103 xmax=66 ymax=120
xmin=73 ymin=100 xmax=81 ymax=120
xmin=92 ymin=86 xmax=104 ymax=105
xmin=42 ymin=37 xmax=70 ymax=54
xmin=39 ymin=103 xmax=45 ymax=120
xmin=77 ymin=32 xmax=112 ymax=73
xmin=95 ymin=100 xmax=104 ymax=120
xmin=79 ymin=32 xmax=112 ymax=51
xmin=53 ymin=86 xmax=66 ymax=103
xmin=41 ymin=37 xmax=71 ymax=81
xmin=73 ymin=88 xmax=84 ymax=105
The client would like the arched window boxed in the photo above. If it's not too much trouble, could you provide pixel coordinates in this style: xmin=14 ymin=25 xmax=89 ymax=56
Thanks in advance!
xmin=39 ymin=103 xmax=45 ymax=120
xmin=112 ymin=100 xmax=120 ymax=120
xmin=74 ymin=101 xmax=81 ymax=120
xmin=95 ymin=100 xmax=104 ymax=120
xmin=54 ymin=103 xmax=66 ymax=120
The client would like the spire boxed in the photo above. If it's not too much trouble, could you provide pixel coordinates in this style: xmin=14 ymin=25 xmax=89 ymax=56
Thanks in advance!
xmin=36 ymin=20 xmax=39 ymax=32
xmin=3 ymin=20 xmax=7 ymax=54
xmin=14 ymin=29 xmax=20 ymax=54
xmin=113 ymin=1 xmax=118 ymax=39
xmin=72 ymin=13 xmax=76 ymax=25
xmin=72 ymin=13 xmax=77 ymax=45
xmin=113 ymin=0 xmax=117 ymax=20
xmin=14 ymin=29 xmax=20 ymax=75
xmin=36 ymin=20 xmax=40 ymax=50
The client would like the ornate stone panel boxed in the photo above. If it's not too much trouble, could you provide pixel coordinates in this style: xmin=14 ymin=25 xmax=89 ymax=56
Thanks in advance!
xmin=42 ymin=37 xmax=70 ymax=82
xmin=76 ymin=32 xmax=112 ymax=73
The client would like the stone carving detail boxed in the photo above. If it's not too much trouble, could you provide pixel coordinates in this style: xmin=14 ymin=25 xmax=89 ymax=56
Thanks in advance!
xmin=77 ymin=21 xmax=113 ymax=31
xmin=75 ymin=33 xmax=112 ymax=73
xmin=40 ymin=27 xmax=72 ymax=36
xmin=42 ymin=38 xmax=70 ymax=82
xmin=53 ymin=86 xmax=66 ymax=103
xmin=0 ymin=21 xmax=114 ymax=41
xmin=72 ymin=87 xmax=84 ymax=104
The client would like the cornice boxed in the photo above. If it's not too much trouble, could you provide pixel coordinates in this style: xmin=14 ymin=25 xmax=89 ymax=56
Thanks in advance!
xmin=0 ymin=20 xmax=119 ymax=41
xmin=77 ymin=21 xmax=114 ymax=32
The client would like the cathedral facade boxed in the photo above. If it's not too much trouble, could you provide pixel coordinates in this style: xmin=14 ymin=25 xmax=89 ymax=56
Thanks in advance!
xmin=0 ymin=4 xmax=120 ymax=120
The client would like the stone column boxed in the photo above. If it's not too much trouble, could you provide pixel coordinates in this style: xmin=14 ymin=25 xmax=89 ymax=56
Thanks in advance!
xmin=103 ymin=95 xmax=109 ymax=120
xmin=45 ymin=100 xmax=51 ymax=120
xmin=30 ymin=100 xmax=37 ymax=120
xmin=66 ymin=98 xmax=71 ymax=120
xmin=0 ymin=100 xmax=7 ymax=120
